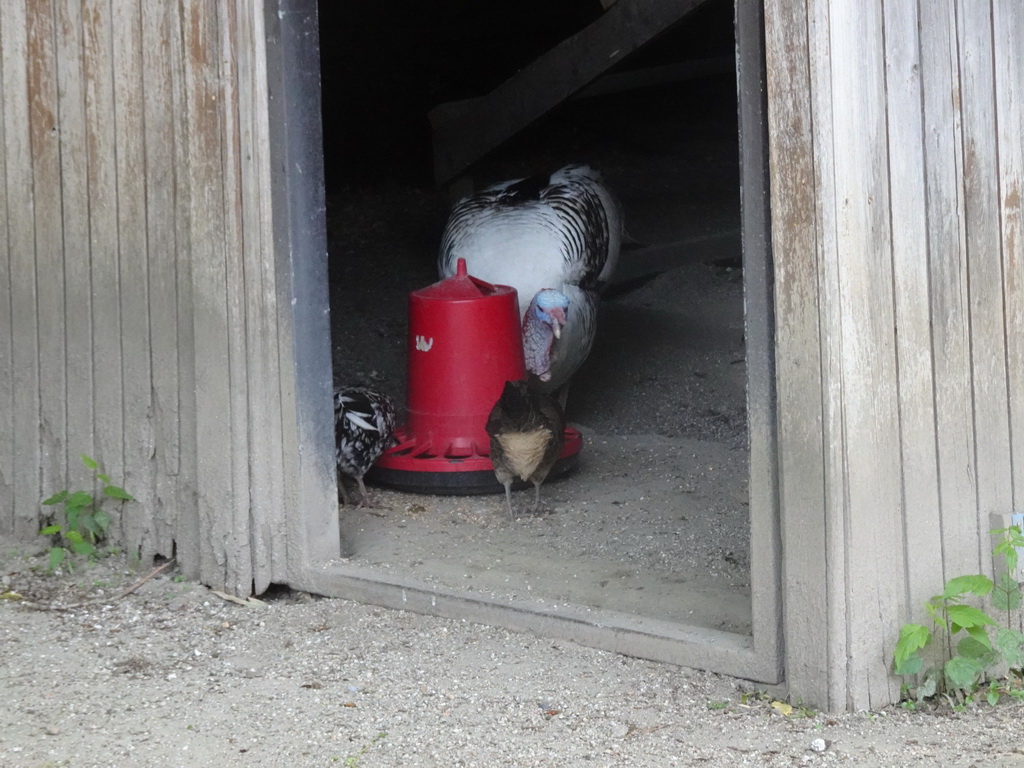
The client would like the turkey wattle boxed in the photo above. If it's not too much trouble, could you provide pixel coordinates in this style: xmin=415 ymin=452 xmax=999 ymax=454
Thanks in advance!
xmin=437 ymin=165 xmax=622 ymax=399
xmin=333 ymin=386 xmax=397 ymax=507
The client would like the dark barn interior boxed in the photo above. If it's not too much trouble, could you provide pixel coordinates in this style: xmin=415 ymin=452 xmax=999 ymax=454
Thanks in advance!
xmin=317 ymin=0 xmax=752 ymax=634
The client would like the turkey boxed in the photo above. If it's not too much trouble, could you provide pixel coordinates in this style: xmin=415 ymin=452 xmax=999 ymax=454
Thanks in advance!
xmin=334 ymin=386 xmax=397 ymax=508
xmin=438 ymin=164 xmax=622 ymax=403
xmin=485 ymin=379 xmax=566 ymax=520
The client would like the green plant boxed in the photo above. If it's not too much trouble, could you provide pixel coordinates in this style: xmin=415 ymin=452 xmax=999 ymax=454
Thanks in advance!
xmin=893 ymin=526 xmax=1024 ymax=705
xmin=739 ymin=690 xmax=769 ymax=705
xmin=343 ymin=732 xmax=387 ymax=766
xmin=39 ymin=454 xmax=134 ymax=571
xmin=794 ymin=704 xmax=817 ymax=718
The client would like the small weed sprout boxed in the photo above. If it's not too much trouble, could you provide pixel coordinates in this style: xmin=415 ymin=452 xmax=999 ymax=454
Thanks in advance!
xmin=343 ymin=732 xmax=387 ymax=767
xmin=39 ymin=454 xmax=134 ymax=571
xmin=893 ymin=525 xmax=1024 ymax=706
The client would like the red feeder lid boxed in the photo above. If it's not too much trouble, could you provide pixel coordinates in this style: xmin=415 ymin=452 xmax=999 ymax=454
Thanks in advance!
xmin=413 ymin=258 xmax=515 ymax=301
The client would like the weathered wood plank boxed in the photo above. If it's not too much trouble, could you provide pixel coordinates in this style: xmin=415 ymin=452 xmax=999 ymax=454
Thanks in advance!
xmin=0 ymin=5 xmax=13 ymax=530
xmin=828 ymin=0 xmax=905 ymax=710
xmin=263 ymin=0 xmax=340 ymax=569
xmin=430 ymin=0 xmax=711 ymax=183
xmin=237 ymin=0 xmax=287 ymax=590
xmin=804 ymin=0 xmax=849 ymax=711
xmin=958 ymin=1 xmax=1013 ymax=529
xmin=3 ymin=0 xmax=43 ymax=538
xmin=82 ymin=0 xmax=125 ymax=492
xmin=217 ymin=0 xmax=254 ymax=596
xmin=763 ymin=0 xmax=830 ymax=708
xmin=994 ymin=0 xmax=1024 ymax=512
xmin=881 ymin=0 xmax=943 ymax=631
xmin=181 ymin=0 xmax=235 ymax=590
xmin=55 ymin=0 xmax=96 ymax=496
xmin=141 ymin=2 xmax=182 ymax=556
xmin=112 ymin=0 xmax=156 ymax=556
xmin=169 ymin=0 xmax=201 ymax=579
xmin=920 ymin=1 xmax=978 ymax=579
xmin=27 ymin=0 xmax=68 ymax=500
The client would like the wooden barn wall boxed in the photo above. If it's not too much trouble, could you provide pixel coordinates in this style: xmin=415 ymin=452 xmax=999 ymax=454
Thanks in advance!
xmin=0 ymin=1 xmax=330 ymax=594
xmin=765 ymin=0 xmax=1024 ymax=710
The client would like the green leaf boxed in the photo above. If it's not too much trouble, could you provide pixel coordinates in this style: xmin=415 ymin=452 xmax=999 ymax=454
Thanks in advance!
xmin=946 ymin=604 xmax=997 ymax=630
xmin=70 ymin=539 xmax=95 ymax=555
xmin=994 ymin=540 xmax=1019 ymax=575
xmin=81 ymin=514 xmax=102 ymax=541
xmin=1006 ymin=551 xmax=1018 ymax=575
xmin=42 ymin=490 xmax=68 ymax=505
xmin=894 ymin=653 xmax=923 ymax=676
xmin=39 ymin=524 xmax=62 ymax=536
xmin=941 ymin=575 xmax=993 ymax=601
xmin=987 ymin=681 xmax=1001 ymax=706
xmin=97 ymin=473 xmax=110 ymax=483
xmin=48 ymin=547 xmax=66 ymax=570
xmin=66 ymin=491 xmax=94 ymax=509
xmin=894 ymin=623 xmax=931 ymax=670
xmin=957 ymin=635 xmax=998 ymax=674
xmin=993 ymin=525 xmax=1024 ymax=549
xmin=995 ymin=627 xmax=1024 ymax=669
xmin=958 ymin=633 xmax=994 ymax=659
xmin=93 ymin=508 xmax=111 ymax=534
xmin=103 ymin=485 xmax=133 ymax=501
xmin=80 ymin=454 xmax=98 ymax=470
xmin=965 ymin=624 xmax=994 ymax=650
xmin=992 ymin=573 xmax=1022 ymax=612
xmin=945 ymin=655 xmax=984 ymax=691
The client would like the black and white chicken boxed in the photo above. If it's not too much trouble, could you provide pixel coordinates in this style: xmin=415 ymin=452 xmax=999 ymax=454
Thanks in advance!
xmin=438 ymin=164 xmax=622 ymax=402
xmin=485 ymin=379 xmax=566 ymax=520
xmin=334 ymin=386 xmax=397 ymax=508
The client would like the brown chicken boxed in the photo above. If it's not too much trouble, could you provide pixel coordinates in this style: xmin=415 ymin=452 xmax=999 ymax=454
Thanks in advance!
xmin=485 ymin=380 xmax=566 ymax=520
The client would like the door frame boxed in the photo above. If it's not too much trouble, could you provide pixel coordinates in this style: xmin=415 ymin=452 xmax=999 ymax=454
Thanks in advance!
xmin=270 ymin=0 xmax=783 ymax=685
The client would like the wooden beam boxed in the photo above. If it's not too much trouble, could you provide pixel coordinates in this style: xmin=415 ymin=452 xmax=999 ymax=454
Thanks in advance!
xmin=735 ymin=0 xmax=783 ymax=686
xmin=572 ymin=55 xmax=735 ymax=100
xmin=763 ymin=0 xmax=830 ymax=709
xmin=429 ymin=0 xmax=712 ymax=184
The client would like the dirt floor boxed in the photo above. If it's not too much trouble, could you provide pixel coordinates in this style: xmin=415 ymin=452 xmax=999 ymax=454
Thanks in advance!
xmin=327 ymin=76 xmax=751 ymax=636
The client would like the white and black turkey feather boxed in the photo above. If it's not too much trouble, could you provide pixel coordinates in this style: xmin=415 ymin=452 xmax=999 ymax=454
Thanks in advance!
xmin=438 ymin=164 xmax=622 ymax=400
xmin=334 ymin=386 xmax=397 ymax=507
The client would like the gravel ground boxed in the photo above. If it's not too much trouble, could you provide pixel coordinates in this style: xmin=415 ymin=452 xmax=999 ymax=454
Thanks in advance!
xmin=3 ymin=541 xmax=1024 ymax=768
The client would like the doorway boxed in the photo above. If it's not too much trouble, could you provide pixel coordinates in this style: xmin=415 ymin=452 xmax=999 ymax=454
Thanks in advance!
xmin=300 ymin=0 xmax=780 ymax=683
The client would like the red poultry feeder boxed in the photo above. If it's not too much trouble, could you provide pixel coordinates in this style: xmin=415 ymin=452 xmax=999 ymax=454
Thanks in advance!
xmin=369 ymin=258 xmax=582 ymax=494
